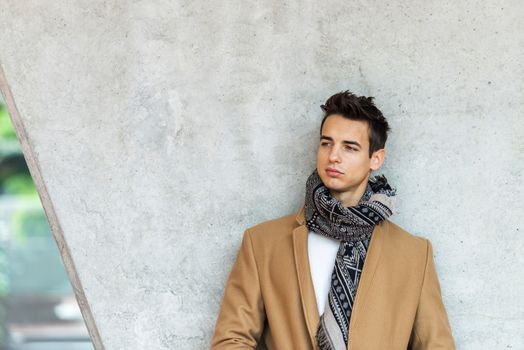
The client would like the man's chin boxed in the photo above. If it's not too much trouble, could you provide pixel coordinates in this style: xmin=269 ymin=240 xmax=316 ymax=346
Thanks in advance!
xmin=320 ymin=177 xmax=355 ymax=194
xmin=320 ymin=173 xmax=339 ymax=182
xmin=321 ymin=178 xmax=345 ymax=192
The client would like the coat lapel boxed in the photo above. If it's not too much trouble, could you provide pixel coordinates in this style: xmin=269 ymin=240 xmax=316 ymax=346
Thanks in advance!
xmin=292 ymin=204 xmax=387 ymax=350
xmin=292 ymin=206 xmax=320 ymax=349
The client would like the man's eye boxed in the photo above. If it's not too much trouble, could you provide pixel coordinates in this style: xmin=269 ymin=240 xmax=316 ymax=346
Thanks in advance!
xmin=345 ymin=146 xmax=356 ymax=151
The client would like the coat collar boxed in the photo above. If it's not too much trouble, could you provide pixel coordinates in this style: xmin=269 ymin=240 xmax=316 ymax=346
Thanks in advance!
xmin=292 ymin=204 xmax=387 ymax=349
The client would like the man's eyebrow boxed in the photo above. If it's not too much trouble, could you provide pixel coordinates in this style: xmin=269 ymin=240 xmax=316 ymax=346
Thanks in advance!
xmin=320 ymin=135 xmax=362 ymax=149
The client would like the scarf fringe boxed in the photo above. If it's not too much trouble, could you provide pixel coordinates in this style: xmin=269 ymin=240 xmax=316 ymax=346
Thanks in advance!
xmin=316 ymin=318 xmax=334 ymax=350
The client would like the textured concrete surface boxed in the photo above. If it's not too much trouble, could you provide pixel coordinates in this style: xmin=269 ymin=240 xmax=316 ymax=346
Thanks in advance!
xmin=1 ymin=1 xmax=523 ymax=349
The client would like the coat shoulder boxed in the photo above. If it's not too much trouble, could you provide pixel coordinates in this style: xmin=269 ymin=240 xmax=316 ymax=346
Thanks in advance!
xmin=383 ymin=219 xmax=430 ymax=253
xmin=245 ymin=209 xmax=299 ymax=244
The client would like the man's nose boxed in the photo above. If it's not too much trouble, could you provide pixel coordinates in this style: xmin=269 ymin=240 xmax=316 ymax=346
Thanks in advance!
xmin=328 ymin=146 xmax=340 ymax=162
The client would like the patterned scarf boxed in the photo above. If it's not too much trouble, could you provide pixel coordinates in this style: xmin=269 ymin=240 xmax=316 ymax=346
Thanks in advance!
xmin=304 ymin=169 xmax=396 ymax=350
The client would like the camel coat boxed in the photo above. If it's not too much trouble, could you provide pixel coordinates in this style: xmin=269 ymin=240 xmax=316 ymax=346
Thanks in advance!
xmin=211 ymin=205 xmax=455 ymax=349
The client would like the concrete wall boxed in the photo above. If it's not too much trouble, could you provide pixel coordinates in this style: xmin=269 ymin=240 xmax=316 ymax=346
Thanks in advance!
xmin=1 ymin=1 xmax=523 ymax=348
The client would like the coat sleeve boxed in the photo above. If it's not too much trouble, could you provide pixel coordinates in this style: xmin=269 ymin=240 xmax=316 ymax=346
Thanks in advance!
xmin=408 ymin=239 xmax=456 ymax=350
xmin=210 ymin=229 xmax=266 ymax=349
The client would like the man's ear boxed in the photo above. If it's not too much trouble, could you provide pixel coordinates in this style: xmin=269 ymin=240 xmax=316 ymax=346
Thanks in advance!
xmin=370 ymin=149 xmax=385 ymax=171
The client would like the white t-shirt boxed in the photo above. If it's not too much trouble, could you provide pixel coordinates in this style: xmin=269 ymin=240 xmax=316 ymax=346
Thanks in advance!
xmin=307 ymin=231 xmax=340 ymax=315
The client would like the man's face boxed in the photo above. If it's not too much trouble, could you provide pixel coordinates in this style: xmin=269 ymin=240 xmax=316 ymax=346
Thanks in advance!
xmin=316 ymin=114 xmax=383 ymax=198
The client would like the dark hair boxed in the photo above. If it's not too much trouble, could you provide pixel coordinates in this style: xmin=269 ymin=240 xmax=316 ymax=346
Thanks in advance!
xmin=320 ymin=90 xmax=391 ymax=157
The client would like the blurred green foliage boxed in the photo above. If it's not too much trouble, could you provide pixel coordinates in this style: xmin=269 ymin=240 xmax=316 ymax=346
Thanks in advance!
xmin=0 ymin=101 xmax=37 ymax=197
xmin=3 ymin=174 xmax=38 ymax=196
xmin=0 ymin=104 xmax=16 ymax=140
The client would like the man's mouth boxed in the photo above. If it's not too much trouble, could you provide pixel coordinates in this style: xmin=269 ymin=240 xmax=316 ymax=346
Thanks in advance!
xmin=326 ymin=167 xmax=343 ymax=177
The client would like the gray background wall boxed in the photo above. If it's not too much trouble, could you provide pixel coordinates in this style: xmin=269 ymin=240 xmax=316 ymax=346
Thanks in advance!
xmin=1 ymin=1 xmax=523 ymax=349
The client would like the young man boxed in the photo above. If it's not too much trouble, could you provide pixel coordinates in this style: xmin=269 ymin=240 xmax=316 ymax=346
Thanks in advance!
xmin=211 ymin=91 xmax=455 ymax=350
